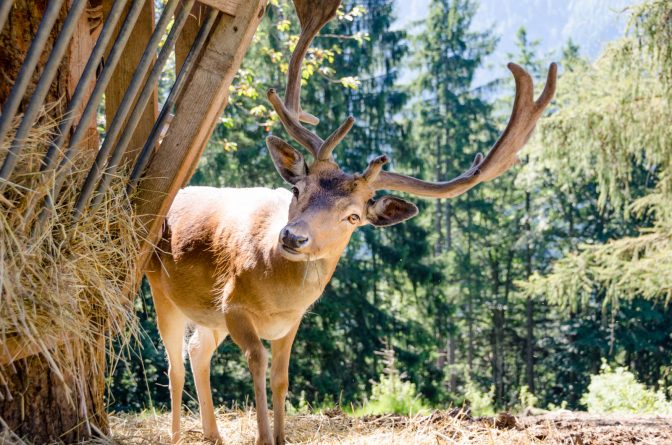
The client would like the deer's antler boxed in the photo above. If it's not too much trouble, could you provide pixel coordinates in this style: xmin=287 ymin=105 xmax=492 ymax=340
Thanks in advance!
xmin=267 ymin=0 xmax=355 ymax=162
xmin=369 ymin=62 xmax=557 ymax=197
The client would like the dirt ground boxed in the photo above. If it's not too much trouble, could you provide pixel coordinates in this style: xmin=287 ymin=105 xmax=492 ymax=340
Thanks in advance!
xmin=108 ymin=409 xmax=672 ymax=445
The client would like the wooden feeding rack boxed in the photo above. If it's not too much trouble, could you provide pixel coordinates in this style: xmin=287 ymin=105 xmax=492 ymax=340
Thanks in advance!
xmin=0 ymin=0 xmax=267 ymax=441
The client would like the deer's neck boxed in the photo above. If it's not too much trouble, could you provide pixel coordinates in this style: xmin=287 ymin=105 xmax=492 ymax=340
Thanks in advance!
xmin=263 ymin=243 xmax=343 ymax=300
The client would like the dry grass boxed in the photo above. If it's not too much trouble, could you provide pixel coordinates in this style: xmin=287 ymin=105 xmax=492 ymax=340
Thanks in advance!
xmin=100 ymin=409 xmax=672 ymax=445
xmin=0 ymin=107 xmax=141 ymax=411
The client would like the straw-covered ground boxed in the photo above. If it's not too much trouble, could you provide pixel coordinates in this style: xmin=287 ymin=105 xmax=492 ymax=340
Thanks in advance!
xmin=105 ymin=409 xmax=672 ymax=445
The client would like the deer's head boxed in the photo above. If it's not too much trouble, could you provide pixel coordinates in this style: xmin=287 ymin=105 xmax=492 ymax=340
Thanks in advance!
xmin=267 ymin=0 xmax=557 ymax=262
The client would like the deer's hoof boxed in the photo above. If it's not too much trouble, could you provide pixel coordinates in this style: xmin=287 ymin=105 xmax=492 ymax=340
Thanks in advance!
xmin=274 ymin=434 xmax=286 ymax=445
xmin=204 ymin=432 xmax=223 ymax=444
xmin=256 ymin=435 xmax=273 ymax=445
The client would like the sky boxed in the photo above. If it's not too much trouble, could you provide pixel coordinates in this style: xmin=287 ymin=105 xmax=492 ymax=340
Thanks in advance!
xmin=393 ymin=0 xmax=637 ymax=85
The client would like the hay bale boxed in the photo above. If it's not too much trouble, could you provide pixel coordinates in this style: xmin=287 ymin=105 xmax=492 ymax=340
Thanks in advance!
xmin=0 ymin=107 xmax=141 ymax=441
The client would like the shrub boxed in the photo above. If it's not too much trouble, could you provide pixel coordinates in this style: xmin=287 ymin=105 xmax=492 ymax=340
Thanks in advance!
xmin=518 ymin=385 xmax=538 ymax=410
xmin=355 ymin=348 xmax=428 ymax=416
xmin=580 ymin=361 xmax=672 ymax=415
xmin=463 ymin=378 xmax=495 ymax=416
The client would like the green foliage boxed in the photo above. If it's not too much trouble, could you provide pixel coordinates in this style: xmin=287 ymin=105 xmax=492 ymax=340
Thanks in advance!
xmin=463 ymin=378 xmax=495 ymax=416
xmin=628 ymin=0 xmax=672 ymax=89
xmin=355 ymin=348 xmax=428 ymax=416
xmin=521 ymin=0 xmax=672 ymax=309
xmin=580 ymin=361 xmax=672 ymax=415
xmin=518 ymin=385 xmax=538 ymax=410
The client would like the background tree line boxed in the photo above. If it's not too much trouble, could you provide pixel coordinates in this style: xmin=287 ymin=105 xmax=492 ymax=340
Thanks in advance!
xmin=109 ymin=0 xmax=672 ymax=413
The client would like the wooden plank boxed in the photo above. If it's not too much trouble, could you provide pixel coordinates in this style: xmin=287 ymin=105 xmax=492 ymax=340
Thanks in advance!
xmin=0 ymin=334 xmax=72 ymax=366
xmin=134 ymin=0 xmax=267 ymax=270
xmin=198 ymin=0 xmax=241 ymax=16
xmin=175 ymin=2 xmax=206 ymax=72
xmin=102 ymin=0 xmax=158 ymax=168
xmin=68 ymin=1 xmax=102 ymax=151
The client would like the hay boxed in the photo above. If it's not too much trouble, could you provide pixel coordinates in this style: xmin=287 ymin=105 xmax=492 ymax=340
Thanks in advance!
xmin=87 ymin=409 xmax=672 ymax=445
xmin=0 ymin=107 xmax=141 ymax=413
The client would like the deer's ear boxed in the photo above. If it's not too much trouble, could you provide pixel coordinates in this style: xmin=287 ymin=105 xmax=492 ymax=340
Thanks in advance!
xmin=266 ymin=136 xmax=307 ymax=184
xmin=366 ymin=195 xmax=418 ymax=227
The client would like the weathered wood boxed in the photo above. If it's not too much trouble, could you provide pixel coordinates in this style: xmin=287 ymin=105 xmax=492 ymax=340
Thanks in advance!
xmin=102 ymin=0 xmax=158 ymax=167
xmin=175 ymin=2 xmax=207 ymax=72
xmin=197 ymin=0 xmax=242 ymax=16
xmin=0 ymin=2 xmax=107 ymax=442
xmin=0 ymin=0 xmax=69 ymax=112
xmin=135 ymin=0 xmax=267 ymax=269
xmin=0 ymin=338 xmax=107 ymax=443
xmin=68 ymin=0 xmax=103 ymax=151
xmin=0 ymin=334 xmax=72 ymax=366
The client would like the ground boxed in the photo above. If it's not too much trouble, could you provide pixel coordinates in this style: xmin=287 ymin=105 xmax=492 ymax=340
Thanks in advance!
xmin=108 ymin=409 xmax=672 ymax=444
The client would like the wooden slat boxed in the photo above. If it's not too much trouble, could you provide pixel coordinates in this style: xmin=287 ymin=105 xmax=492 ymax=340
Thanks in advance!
xmin=67 ymin=2 xmax=102 ymax=151
xmin=198 ymin=0 xmax=242 ymax=16
xmin=102 ymin=0 xmax=158 ymax=167
xmin=175 ymin=2 xmax=206 ymax=72
xmin=134 ymin=0 xmax=267 ymax=269
xmin=0 ymin=334 xmax=71 ymax=366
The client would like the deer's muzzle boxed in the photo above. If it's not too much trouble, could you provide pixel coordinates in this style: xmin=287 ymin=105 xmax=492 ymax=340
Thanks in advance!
xmin=279 ymin=224 xmax=309 ymax=253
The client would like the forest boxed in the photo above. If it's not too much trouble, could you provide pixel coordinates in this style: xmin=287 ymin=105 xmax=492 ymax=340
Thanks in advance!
xmin=108 ymin=0 xmax=672 ymax=422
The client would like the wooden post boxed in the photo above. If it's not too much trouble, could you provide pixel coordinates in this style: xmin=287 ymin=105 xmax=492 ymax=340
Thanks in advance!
xmin=134 ymin=0 xmax=267 ymax=268
xmin=102 ymin=0 xmax=158 ymax=167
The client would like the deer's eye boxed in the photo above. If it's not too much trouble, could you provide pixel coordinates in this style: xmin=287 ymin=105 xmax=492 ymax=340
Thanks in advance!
xmin=347 ymin=214 xmax=360 ymax=225
xmin=291 ymin=187 xmax=299 ymax=199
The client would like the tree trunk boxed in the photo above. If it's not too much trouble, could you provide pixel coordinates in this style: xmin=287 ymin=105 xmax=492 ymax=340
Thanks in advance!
xmin=448 ymin=333 xmax=457 ymax=392
xmin=466 ymin=209 xmax=474 ymax=371
xmin=444 ymin=201 xmax=452 ymax=251
xmin=434 ymin=134 xmax=443 ymax=255
xmin=524 ymin=190 xmax=535 ymax=393
xmin=489 ymin=254 xmax=504 ymax=403
xmin=0 ymin=1 xmax=107 ymax=441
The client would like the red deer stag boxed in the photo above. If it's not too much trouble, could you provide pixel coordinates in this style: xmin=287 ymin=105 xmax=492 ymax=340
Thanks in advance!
xmin=146 ymin=1 xmax=557 ymax=443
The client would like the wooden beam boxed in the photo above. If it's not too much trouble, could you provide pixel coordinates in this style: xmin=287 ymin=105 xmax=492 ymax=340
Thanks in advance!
xmin=175 ymin=2 xmax=206 ymax=72
xmin=134 ymin=0 xmax=267 ymax=269
xmin=102 ymin=0 xmax=158 ymax=167
xmin=68 ymin=0 xmax=102 ymax=151
xmin=198 ymin=0 xmax=242 ymax=16
xmin=0 ymin=334 xmax=71 ymax=366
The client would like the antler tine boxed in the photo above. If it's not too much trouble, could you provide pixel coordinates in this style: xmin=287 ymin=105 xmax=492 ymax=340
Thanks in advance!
xmin=267 ymin=0 xmax=342 ymax=159
xmin=362 ymin=155 xmax=389 ymax=182
xmin=318 ymin=115 xmax=355 ymax=160
xmin=476 ymin=62 xmax=557 ymax=182
xmin=371 ymin=62 xmax=558 ymax=198
xmin=268 ymin=88 xmax=323 ymax=157
xmin=285 ymin=0 xmax=341 ymax=122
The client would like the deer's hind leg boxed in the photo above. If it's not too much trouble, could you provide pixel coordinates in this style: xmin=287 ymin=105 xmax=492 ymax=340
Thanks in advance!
xmin=188 ymin=326 xmax=226 ymax=442
xmin=151 ymin=285 xmax=188 ymax=444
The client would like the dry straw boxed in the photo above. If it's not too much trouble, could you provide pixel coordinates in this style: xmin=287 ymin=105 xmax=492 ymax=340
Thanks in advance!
xmin=79 ymin=409 xmax=672 ymax=445
xmin=0 ymin=105 xmax=141 ymax=430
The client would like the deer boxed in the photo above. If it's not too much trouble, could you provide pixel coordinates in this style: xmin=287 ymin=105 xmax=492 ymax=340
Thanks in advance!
xmin=144 ymin=1 xmax=557 ymax=444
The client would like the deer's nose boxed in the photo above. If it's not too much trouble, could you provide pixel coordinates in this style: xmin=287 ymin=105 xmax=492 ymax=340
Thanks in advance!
xmin=280 ymin=227 xmax=309 ymax=250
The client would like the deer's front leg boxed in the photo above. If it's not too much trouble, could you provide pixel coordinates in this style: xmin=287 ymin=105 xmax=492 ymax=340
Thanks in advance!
xmin=270 ymin=321 xmax=300 ymax=445
xmin=225 ymin=310 xmax=273 ymax=445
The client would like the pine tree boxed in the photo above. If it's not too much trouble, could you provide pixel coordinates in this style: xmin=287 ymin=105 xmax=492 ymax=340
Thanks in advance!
xmin=412 ymin=0 xmax=496 ymax=397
